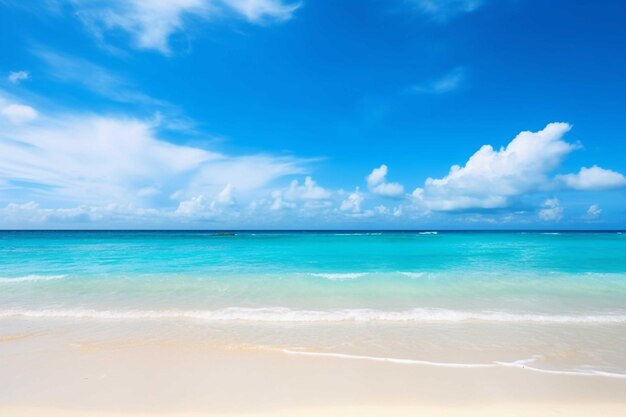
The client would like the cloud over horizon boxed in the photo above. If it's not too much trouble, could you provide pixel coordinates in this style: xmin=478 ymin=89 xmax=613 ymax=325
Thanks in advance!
xmin=411 ymin=123 xmax=625 ymax=213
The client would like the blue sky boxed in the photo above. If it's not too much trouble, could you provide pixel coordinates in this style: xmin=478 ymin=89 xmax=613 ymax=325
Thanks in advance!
xmin=1 ymin=0 xmax=625 ymax=229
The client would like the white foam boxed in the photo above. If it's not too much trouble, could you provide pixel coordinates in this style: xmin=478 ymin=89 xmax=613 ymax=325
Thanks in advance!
xmin=398 ymin=271 xmax=426 ymax=279
xmin=542 ymin=232 xmax=561 ymax=235
xmin=333 ymin=233 xmax=382 ymax=236
xmin=283 ymin=349 xmax=495 ymax=368
xmin=283 ymin=350 xmax=626 ymax=379
xmin=1 ymin=307 xmax=625 ymax=324
xmin=418 ymin=231 xmax=438 ymax=235
xmin=308 ymin=273 xmax=368 ymax=280
xmin=0 ymin=275 xmax=66 ymax=283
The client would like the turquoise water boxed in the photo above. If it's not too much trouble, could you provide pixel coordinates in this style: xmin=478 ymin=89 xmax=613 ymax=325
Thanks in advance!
xmin=2 ymin=231 xmax=626 ymax=375
xmin=1 ymin=230 xmax=626 ymax=314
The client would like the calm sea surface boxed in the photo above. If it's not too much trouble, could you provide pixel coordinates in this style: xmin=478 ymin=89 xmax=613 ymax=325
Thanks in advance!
xmin=1 ymin=231 xmax=625 ymax=376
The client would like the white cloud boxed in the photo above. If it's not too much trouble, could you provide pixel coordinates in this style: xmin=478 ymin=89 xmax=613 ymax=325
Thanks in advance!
xmin=270 ymin=191 xmax=294 ymax=211
xmin=71 ymin=0 xmax=300 ymax=54
xmin=403 ymin=0 xmax=483 ymax=22
xmin=340 ymin=187 xmax=364 ymax=213
xmin=224 ymin=0 xmax=301 ymax=22
xmin=268 ymin=176 xmax=330 ymax=211
xmin=557 ymin=166 xmax=626 ymax=191
xmin=408 ymin=67 xmax=466 ymax=94
xmin=0 ymin=102 xmax=38 ymax=124
xmin=366 ymin=164 xmax=405 ymax=197
xmin=138 ymin=186 xmax=161 ymax=197
xmin=33 ymin=49 xmax=162 ymax=106
xmin=413 ymin=123 xmax=576 ymax=211
xmin=284 ymin=176 xmax=331 ymax=200
xmin=587 ymin=204 xmax=602 ymax=219
xmin=175 ymin=195 xmax=213 ymax=217
xmin=0 ymin=99 xmax=306 ymax=209
xmin=8 ymin=70 xmax=30 ymax=84
xmin=538 ymin=198 xmax=563 ymax=221
xmin=1 ymin=201 xmax=164 ymax=225
xmin=217 ymin=183 xmax=235 ymax=205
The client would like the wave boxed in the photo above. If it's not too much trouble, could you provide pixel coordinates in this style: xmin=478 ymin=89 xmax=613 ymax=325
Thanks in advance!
xmin=333 ymin=233 xmax=383 ymax=236
xmin=282 ymin=350 xmax=626 ymax=379
xmin=398 ymin=271 xmax=427 ymax=279
xmin=418 ymin=231 xmax=438 ymax=235
xmin=1 ymin=307 xmax=625 ymax=324
xmin=308 ymin=273 xmax=368 ymax=280
xmin=0 ymin=274 xmax=66 ymax=284
xmin=542 ymin=232 xmax=561 ymax=235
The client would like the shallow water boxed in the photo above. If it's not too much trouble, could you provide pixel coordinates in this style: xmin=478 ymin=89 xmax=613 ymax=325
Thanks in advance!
xmin=1 ymin=231 xmax=625 ymax=377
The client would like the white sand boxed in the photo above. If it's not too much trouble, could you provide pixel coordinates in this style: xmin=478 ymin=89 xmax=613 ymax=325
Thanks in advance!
xmin=2 ymin=331 xmax=626 ymax=417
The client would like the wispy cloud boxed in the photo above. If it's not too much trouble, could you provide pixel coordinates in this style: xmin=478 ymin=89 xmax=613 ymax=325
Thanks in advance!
xmin=70 ymin=0 xmax=301 ymax=55
xmin=7 ymin=70 xmax=30 ymax=84
xmin=32 ymin=48 xmax=162 ymax=106
xmin=403 ymin=0 xmax=484 ymax=22
xmin=407 ymin=67 xmax=466 ymax=94
xmin=587 ymin=204 xmax=602 ymax=220
xmin=0 ymin=95 xmax=307 ymax=210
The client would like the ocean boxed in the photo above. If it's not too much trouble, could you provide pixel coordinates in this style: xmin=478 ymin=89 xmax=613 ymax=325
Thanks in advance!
xmin=1 ymin=230 xmax=625 ymax=378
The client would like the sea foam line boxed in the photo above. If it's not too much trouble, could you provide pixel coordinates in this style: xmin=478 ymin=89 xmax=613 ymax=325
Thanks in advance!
xmin=283 ymin=350 xmax=626 ymax=379
xmin=1 ymin=307 xmax=625 ymax=324
xmin=308 ymin=273 xmax=368 ymax=280
xmin=0 ymin=275 xmax=66 ymax=283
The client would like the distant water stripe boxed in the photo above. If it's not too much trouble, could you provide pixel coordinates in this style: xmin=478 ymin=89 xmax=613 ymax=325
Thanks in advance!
xmin=0 ymin=275 xmax=66 ymax=284
xmin=283 ymin=350 xmax=626 ymax=379
xmin=2 ymin=307 xmax=626 ymax=324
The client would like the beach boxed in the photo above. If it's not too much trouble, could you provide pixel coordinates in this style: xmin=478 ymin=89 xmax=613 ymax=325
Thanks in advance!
xmin=2 ymin=324 xmax=626 ymax=416
xmin=1 ymin=231 xmax=626 ymax=415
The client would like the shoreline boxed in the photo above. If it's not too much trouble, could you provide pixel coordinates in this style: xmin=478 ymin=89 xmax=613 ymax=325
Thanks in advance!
xmin=3 ymin=337 xmax=626 ymax=416
xmin=4 ymin=403 xmax=626 ymax=417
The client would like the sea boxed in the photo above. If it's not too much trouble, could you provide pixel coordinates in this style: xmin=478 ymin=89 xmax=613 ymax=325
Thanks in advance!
xmin=1 ymin=230 xmax=625 ymax=378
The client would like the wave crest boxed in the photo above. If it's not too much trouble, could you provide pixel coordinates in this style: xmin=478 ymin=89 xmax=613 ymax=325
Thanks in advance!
xmin=308 ymin=273 xmax=367 ymax=280
xmin=1 ymin=307 xmax=625 ymax=324
xmin=0 ymin=275 xmax=66 ymax=283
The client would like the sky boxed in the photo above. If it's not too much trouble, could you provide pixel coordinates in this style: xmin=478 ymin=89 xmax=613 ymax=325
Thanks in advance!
xmin=0 ymin=0 xmax=625 ymax=229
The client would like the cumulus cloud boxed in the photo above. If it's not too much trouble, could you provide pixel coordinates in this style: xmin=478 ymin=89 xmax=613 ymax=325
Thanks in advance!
xmin=270 ymin=191 xmax=294 ymax=211
xmin=70 ymin=0 xmax=300 ymax=54
xmin=8 ymin=70 xmax=29 ymax=84
xmin=412 ymin=123 xmax=576 ymax=211
xmin=538 ymin=198 xmax=563 ymax=221
xmin=284 ymin=176 xmax=331 ymax=200
xmin=175 ymin=195 xmax=213 ymax=217
xmin=366 ymin=164 xmax=405 ymax=197
xmin=557 ymin=166 xmax=626 ymax=191
xmin=268 ymin=176 xmax=330 ymax=211
xmin=340 ymin=187 xmax=364 ymax=213
xmin=587 ymin=204 xmax=602 ymax=219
